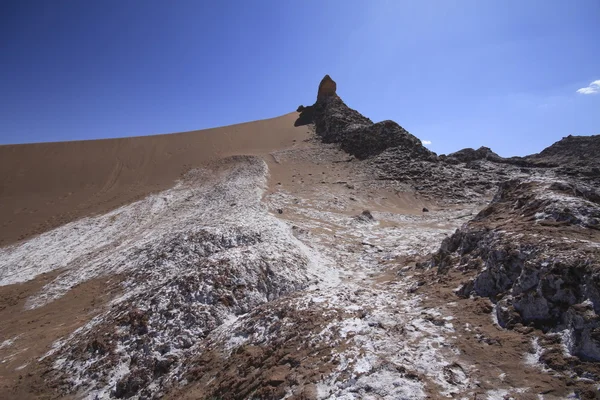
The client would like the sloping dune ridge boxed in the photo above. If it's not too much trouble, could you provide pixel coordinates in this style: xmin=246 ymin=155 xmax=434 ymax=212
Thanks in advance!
xmin=0 ymin=112 xmax=310 ymax=247
xmin=0 ymin=76 xmax=599 ymax=399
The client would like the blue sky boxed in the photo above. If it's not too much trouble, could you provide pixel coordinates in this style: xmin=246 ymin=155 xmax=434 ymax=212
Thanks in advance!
xmin=1 ymin=1 xmax=599 ymax=156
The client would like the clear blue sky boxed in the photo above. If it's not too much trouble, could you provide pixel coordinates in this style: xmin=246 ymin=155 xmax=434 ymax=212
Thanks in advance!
xmin=1 ymin=1 xmax=599 ymax=156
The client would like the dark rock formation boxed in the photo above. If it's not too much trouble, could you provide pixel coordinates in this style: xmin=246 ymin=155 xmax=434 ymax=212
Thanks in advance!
xmin=525 ymin=135 xmax=600 ymax=185
xmin=298 ymin=76 xmax=600 ymax=203
xmin=527 ymin=134 xmax=600 ymax=168
xmin=355 ymin=209 xmax=375 ymax=222
xmin=298 ymin=75 xmax=435 ymax=160
xmin=297 ymin=76 xmax=528 ymax=201
xmin=430 ymin=179 xmax=600 ymax=362
xmin=441 ymin=147 xmax=532 ymax=168
xmin=444 ymin=146 xmax=504 ymax=164
xmin=439 ymin=135 xmax=600 ymax=187
xmin=317 ymin=74 xmax=337 ymax=101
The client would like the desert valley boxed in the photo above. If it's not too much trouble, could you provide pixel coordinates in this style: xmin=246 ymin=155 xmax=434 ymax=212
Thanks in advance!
xmin=0 ymin=76 xmax=599 ymax=399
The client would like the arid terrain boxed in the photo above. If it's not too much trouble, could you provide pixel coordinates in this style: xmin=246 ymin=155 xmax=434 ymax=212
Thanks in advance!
xmin=1 ymin=76 xmax=599 ymax=399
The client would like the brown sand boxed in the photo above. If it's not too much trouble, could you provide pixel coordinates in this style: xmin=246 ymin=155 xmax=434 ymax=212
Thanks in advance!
xmin=0 ymin=112 xmax=311 ymax=247
xmin=0 ymin=113 xmax=436 ymax=399
xmin=0 ymin=112 xmax=312 ymax=398
xmin=0 ymin=272 xmax=124 ymax=400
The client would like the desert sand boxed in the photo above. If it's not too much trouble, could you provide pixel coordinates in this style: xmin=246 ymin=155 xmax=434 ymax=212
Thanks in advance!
xmin=0 ymin=112 xmax=311 ymax=247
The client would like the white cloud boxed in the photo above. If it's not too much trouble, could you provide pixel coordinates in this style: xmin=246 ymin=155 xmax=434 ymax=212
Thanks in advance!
xmin=421 ymin=140 xmax=432 ymax=145
xmin=576 ymin=79 xmax=600 ymax=95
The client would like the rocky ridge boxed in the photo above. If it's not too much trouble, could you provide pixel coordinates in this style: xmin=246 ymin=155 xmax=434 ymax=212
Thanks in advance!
xmin=299 ymin=75 xmax=600 ymax=390
xmin=299 ymin=76 xmax=599 ymax=202
xmin=298 ymin=76 xmax=434 ymax=161
xmin=432 ymin=179 xmax=600 ymax=359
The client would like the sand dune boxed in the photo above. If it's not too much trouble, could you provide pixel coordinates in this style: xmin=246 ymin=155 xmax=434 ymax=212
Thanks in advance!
xmin=0 ymin=112 xmax=311 ymax=246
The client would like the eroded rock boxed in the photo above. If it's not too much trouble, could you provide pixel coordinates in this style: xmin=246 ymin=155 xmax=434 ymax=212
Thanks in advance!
xmin=317 ymin=74 xmax=337 ymax=101
xmin=431 ymin=178 xmax=600 ymax=364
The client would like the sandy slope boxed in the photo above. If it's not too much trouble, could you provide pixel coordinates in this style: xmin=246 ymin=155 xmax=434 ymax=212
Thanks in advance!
xmin=0 ymin=112 xmax=582 ymax=399
xmin=0 ymin=112 xmax=310 ymax=246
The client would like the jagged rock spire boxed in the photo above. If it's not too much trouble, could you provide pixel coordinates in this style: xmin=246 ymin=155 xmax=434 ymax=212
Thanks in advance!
xmin=306 ymin=75 xmax=436 ymax=161
xmin=317 ymin=75 xmax=337 ymax=101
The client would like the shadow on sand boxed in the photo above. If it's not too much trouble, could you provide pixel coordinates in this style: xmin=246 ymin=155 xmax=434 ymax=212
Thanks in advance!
xmin=294 ymin=105 xmax=314 ymax=127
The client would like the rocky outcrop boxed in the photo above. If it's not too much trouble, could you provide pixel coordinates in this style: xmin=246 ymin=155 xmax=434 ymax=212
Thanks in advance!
xmin=526 ymin=134 xmax=600 ymax=168
xmin=297 ymin=76 xmax=600 ymax=204
xmin=342 ymin=120 xmax=435 ymax=160
xmin=525 ymin=135 xmax=600 ymax=186
xmin=441 ymin=147 xmax=533 ymax=168
xmin=443 ymin=146 xmax=505 ymax=164
xmin=298 ymin=75 xmax=435 ymax=160
xmin=430 ymin=179 xmax=600 ymax=362
xmin=311 ymin=93 xmax=372 ymax=144
xmin=297 ymin=76 xmax=534 ymax=202
xmin=439 ymin=135 xmax=600 ymax=186
xmin=369 ymin=149 xmax=510 ymax=201
xmin=317 ymin=74 xmax=337 ymax=101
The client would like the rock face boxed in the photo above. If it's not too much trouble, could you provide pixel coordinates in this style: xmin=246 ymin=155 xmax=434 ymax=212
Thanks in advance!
xmin=527 ymin=134 xmax=600 ymax=167
xmin=297 ymin=76 xmax=527 ymax=202
xmin=299 ymin=75 xmax=435 ymax=160
xmin=525 ymin=134 xmax=600 ymax=186
xmin=317 ymin=74 xmax=337 ymax=101
xmin=299 ymin=76 xmax=600 ymax=203
xmin=443 ymin=146 xmax=504 ymax=164
xmin=430 ymin=179 xmax=600 ymax=361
